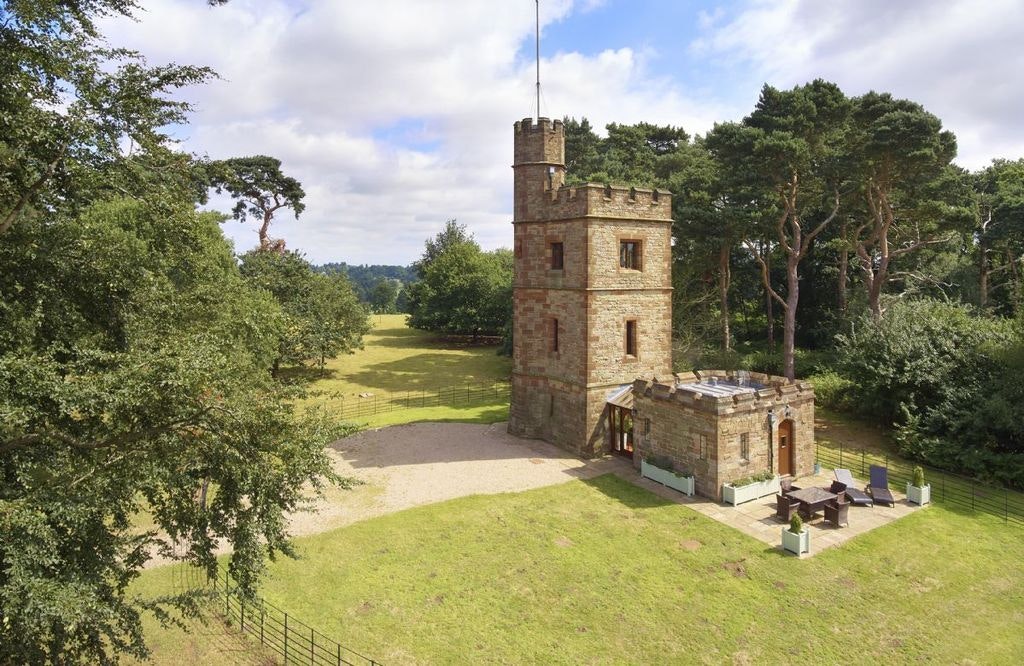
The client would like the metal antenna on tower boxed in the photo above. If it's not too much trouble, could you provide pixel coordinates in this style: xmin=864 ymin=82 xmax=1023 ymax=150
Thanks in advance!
xmin=535 ymin=0 xmax=541 ymax=120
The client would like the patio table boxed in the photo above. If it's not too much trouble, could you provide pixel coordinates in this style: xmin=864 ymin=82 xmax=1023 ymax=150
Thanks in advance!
xmin=786 ymin=486 xmax=837 ymax=521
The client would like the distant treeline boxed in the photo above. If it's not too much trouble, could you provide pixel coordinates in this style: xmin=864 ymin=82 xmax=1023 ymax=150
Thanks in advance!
xmin=316 ymin=262 xmax=415 ymax=312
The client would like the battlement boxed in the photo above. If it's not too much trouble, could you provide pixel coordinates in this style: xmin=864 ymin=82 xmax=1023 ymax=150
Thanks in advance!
xmin=514 ymin=116 xmax=564 ymax=136
xmin=632 ymin=371 xmax=813 ymax=415
xmin=514 ymin=181 xmax=673 ymax=223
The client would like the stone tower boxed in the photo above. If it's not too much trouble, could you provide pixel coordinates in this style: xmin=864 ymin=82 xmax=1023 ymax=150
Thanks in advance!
xmin=508 ymin=117 xmax=674 ymax=457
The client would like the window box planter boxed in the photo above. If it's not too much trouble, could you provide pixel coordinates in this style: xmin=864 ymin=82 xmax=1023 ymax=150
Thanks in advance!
xmin=722 ymin=475 xmax=780 ymax=506
xmin=640 ymin=459 xmax=695 ymax=496
xmin=906 ymin=483 xmax=931 ymax=506
xmin=781 ymin=527 xmax=809 ymax=555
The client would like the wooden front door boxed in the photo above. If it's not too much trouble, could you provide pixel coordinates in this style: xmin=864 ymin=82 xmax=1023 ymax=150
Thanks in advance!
xmin=609 ymin=405 xmax=634 ymax=458
xmin=778 ymin=419 xmax=794 ymax=476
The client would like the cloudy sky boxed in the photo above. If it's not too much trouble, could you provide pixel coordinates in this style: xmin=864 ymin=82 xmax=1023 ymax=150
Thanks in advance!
xmin=103 ymin=0 xmax=1024 ymax=265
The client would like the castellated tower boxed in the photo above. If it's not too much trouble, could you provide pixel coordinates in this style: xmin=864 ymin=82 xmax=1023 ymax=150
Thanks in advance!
xmin=508 ymin=117 xmax=674 ymax=457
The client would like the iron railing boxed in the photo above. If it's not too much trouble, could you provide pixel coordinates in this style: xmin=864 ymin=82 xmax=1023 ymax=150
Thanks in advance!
xmin=199 ymin=563 xmax=381 ymax=666
xmin=815 ymin=441 xmax=1024 ymax=526
xmin=323 ymin=381 xmax=510 ymax=421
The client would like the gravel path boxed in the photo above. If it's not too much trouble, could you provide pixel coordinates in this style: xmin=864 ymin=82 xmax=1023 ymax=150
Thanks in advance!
xmin=287 ymin=421 xmax=630 ymax=537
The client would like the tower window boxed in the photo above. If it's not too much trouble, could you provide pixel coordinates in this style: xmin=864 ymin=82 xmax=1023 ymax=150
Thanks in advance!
xmin=699 ymin=433 xmax=709 ymax=460
xmin=619 ymin=240 xmax=641 ymax=270
xmin=740 ymin=433 xmax=750 ymax=462
xmin=551 ymin=318 xmax=559 ymax=352
xmin=550 ymin=242 xmax=563 ymax=270
xmin=625 ymin=320 xmax=637 ymax=357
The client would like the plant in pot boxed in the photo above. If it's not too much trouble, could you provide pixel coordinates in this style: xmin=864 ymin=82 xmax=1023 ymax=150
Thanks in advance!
xmin=906 ymin=465 xmax=931 ymax=506
xmin=641 ymin=454 xmax=694 ymax=496
xmin=781 ymin=513 xmax=809 ymax=555
xmin=722 ymin=470 xmax=780 ymax=506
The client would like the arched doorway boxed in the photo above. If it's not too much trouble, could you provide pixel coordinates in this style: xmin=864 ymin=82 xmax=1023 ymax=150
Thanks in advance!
xmin=777 ymin=419 xmax=794 ymax=476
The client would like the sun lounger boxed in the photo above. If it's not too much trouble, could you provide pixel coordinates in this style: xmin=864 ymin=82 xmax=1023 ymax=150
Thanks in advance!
xmin=867 ymin=465 xmax=896 ymax=507
xmin=833 ymin=469 xmax=873 ymax=506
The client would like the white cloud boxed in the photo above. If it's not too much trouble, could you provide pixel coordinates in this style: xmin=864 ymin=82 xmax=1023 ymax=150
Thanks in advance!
xmin=100 ymin=0 xmax=725 ymax=265
xmin=692 ymin=0 xmax=1024 ymax=170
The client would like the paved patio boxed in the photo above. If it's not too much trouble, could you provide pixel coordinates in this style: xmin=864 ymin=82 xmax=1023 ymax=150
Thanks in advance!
xmin=623 ymin=467 xmax=924 ymax=557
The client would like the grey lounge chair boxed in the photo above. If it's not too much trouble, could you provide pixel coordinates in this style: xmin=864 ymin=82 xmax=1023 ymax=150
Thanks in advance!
xmin=833 ymin=469 xmax=873 ymax=506
xmin=867 ymin=465 xmax=896 ymax=507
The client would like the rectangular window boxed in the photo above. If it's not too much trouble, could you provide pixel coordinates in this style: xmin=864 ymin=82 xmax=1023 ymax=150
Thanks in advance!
xmin=550 ymin=242 xmax=564 ymax=270
xmin=619 ymin=240 xmax=641 ymax=270
xmin=699 ymin=433 xmax=709 ymax=460
xmin=551 ymin=318 xmax=559 ymax=352
xmin=625 ymin=320 xmax=637 ymax=357
xmin=740 ymin=433 xmax=749 ymax=462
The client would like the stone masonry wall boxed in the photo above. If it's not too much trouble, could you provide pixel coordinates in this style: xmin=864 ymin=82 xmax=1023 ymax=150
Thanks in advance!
xmin=633 ymin=372 xmax=815 ymax=500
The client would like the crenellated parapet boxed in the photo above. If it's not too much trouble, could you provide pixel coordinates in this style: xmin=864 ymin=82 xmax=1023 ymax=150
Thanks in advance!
xmin=632 ymin=370 xmax=814 ymax=416
xmin=513 ymin=182 xmax=673 ymax=224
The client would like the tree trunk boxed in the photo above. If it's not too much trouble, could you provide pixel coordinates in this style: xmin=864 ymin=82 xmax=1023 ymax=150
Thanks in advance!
xmin=782 ymin=256 xmax=799 ymax=381
xmin=979 ymin=237 xmax=990 ymax=310
xmin=718 ymin=243 xmax=731 ymax=351
xmin=259 ymin=210 xmax=273 ymax=250
xmin=837 ymin=219 xmax=849 ymax=316
xmin=763 ymin=243 xmax=775 ymax=351
xmin=1009 ymin=248 xmax=1022 ymax=315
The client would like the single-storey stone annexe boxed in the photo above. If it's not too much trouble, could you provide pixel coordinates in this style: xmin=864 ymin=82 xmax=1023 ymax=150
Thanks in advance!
xmin=633 ymin=371 xmax=815 ymax=500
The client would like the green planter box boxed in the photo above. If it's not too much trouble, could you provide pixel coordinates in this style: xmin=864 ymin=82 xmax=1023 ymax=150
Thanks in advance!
xmin=906 ymin=483 xmax=931 ymax=506
xmin=722 ymin=476 xmax=780 ymax=506
xmin=641 ymin=460 xmax=695 ymax=496
xmin=781 ymin=527 xmax=809 ymax=555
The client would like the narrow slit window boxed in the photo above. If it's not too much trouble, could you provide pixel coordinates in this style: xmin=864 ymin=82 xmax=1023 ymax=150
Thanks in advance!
xmin=625 ymin=320 xmax=637 ymax=357
xmin=551 ymin=318 xmax=559 ymax=352
xmin=740 ymin=433 xmax=749 ymax=461
xmin=699 ymin=433 xmax=709 ymax=460
xmin=550 ymin=242 xmax=563 ymax=270
xmin=619 ymin=240 xmax=641 ymax=270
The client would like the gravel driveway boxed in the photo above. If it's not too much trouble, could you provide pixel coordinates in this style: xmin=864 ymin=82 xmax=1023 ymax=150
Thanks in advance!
xmin=286 ymin=421 xmax=630 ymax=537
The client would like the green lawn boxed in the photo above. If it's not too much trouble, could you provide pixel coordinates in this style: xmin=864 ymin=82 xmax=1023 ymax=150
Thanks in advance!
xmin=296 ymin=314 xmax=511 ymax=427
xmin=258 ymin=475 xmax=1023 ymax=665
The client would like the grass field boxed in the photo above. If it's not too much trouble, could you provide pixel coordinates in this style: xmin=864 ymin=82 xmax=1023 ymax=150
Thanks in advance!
xmin=257 ymin=475 xmax=1024 ymax=664
xmin=296 ymin=314 xmax=511 ymax=427
xmin=133 ymin=320 xmax=1024 ymax=664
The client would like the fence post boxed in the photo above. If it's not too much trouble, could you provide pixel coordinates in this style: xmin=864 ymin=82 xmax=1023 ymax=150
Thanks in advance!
xmin=972 ymin=482 xmax=976 ymax=510
xmin=240 ymin=596 xmax=244 ymax=633
xmin=224 ymin=568 xmax=229 ymax=618
xmin=337 ymin=644 xmax=342 ymax=666
xmin=311 ymin=627 xmax=315 ymax=665
xmin=284 ymin=613 xmax=289 ymax=662
xmin=260 ymin=607 xmax=265 ymax=645
xmin=839 ymin=441 xmax=843 ymax=469
xmin=941 ymin=474 xmax=945 ymax=501
xmin=1006 ymin=488 xmax=1009 ymax=524
xmin=861 ymin=449 xmax=865 ymax=477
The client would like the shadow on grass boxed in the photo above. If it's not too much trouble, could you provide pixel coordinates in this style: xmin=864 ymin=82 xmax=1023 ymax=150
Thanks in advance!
xmin=276 ymin=365 xmax=340 ymax=384
xmin=580 ymin=473 xmax=675 ymax=510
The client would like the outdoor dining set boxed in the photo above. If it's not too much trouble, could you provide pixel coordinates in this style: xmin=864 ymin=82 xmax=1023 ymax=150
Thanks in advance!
xmin=775 ymin=465 xmax=896 ymax=528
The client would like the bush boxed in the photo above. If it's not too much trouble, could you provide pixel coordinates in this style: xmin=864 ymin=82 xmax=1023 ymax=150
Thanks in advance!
xmin=644 ymin=454 xmax=674 ymax=471
xmin=808 ymin=370 xmax=856 ymax=411
xmin=729 ymin=471 xmax=775 ymax=487
xmin=912 ymin=466 xmax=925 ymax=488
xmin=789 ymin=514 xmax=803 ymax=534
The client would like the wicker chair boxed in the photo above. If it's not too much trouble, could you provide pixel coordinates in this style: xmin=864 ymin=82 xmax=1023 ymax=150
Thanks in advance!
xmin=780 ymin=477 xmax=801 ymax=496
xmin=824 ymin=498 xmax=850 ymax=528
xmin=776 ymin=493 xmax=800 ymax=522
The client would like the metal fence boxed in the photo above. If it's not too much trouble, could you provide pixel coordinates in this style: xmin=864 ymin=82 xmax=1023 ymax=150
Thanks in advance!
xmin=203 ymin=563 xmax=380 ymax=666
xmin=815 ymin=442 xmax=1024 ymax=527
xmin=324 ymin=381 xmax=510 ymax=421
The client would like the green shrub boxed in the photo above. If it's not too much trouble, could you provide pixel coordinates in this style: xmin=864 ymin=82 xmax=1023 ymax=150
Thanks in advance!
xmin=789 ymin=514 xmax=803 ymax=534
xmin=808 ymin=370 xmax=856 ymax=411
xmin=913 ymin=466 xmax=926 ymax=488
xmin=729 ymin=470 xmax=775 ymax=487
xmin=644 ymin=454 xmax=673 ymax=472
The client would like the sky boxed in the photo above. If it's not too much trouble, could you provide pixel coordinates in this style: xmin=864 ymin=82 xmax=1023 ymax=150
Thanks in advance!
xmin=102 ymin=0 xmax=1024 ymax=266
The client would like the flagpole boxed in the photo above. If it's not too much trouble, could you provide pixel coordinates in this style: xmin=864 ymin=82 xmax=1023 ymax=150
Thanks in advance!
xmin=535 ymin=0 xmax=540 ymax=120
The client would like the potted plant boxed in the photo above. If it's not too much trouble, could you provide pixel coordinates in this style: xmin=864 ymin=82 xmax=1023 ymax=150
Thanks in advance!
xmin=722 ymin=471 xmax=780 ymax=506
xmin=640 ymin=454 xmax=694 ymax=496
xmin=906 ymin=465 xmax=931 ymax=505
xmin=781 ymin=514 xmax=809 ymax=555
